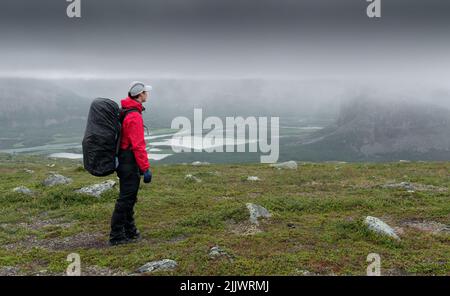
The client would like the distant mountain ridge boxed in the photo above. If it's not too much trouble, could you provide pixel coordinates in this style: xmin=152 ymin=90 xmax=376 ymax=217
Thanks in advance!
xmin=0 ymin=79 xmax=91 ymax=149
xmin=0 ymin=78 xmax=90 ymax=128
xmin=297 ymin=98 xmax=450 ymax=161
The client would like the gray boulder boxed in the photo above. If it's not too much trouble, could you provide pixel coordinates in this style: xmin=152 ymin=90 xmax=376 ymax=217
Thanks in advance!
xmin=246 ymin=203 xmax=272 ymax=225
xmin=185 ymin=174 xmax=202 ymax=183
xmin=75 ymin=180 xmax=116 ymax=197
xmin=137 ymin=259 xmax=178 ymax=273
xmin=13 ymin=186 xmax=33 ymax=195
xmin=270 ymin=161 xmax=298 ymax=170
xmin=43 ymin=174 xmax=72 ymax=187
xmin=209 ymin=246 xmax=228 ymax=259
xmin=365 ymin=216 xmax=400 ymax=240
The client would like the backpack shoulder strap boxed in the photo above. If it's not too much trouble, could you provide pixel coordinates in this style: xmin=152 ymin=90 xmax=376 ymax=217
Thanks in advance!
xmin=115 ymin=108 xmax=141 ymax=156
xmin=119 ymin=108 xmax=140 ymax=123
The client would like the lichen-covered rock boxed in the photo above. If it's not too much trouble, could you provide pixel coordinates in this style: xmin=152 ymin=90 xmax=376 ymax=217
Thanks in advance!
xmin=137 ymin=259 xmax=177 ymax=273
xmin=75 ymin=180 xmax=116 ymax=197
xmin=246 ymin=203 xmax=272 ymax=225
xmin=365 ymin=216 xmax=400 ymax=240
xmin=13 ymin=186 xmax=33 ymax=195
xmin=185 ymin=174 xmax=202 ymax=183
xmin=209 ymin=246 xmax=228 ymax=259
xmin=43 ymin=173 xmax=72 ymax=187
xmin=270 ymin=161 xmax=298 ymax=170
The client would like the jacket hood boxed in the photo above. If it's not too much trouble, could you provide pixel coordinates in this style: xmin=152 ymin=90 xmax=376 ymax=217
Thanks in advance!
xmin=121 ymin=97 xmax=144 ymax=112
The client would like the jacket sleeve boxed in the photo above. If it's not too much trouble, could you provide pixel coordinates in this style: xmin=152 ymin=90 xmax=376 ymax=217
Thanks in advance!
xmin=126 ymin=113 xmax=150 ymax=172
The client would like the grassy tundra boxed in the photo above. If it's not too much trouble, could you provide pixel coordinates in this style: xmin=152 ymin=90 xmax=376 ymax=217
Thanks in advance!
xmin=0 ymin=154 xmax=449 ymax=275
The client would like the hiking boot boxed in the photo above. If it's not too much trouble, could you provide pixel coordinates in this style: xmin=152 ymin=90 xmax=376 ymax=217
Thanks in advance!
xmin=108 ymin=238 xmax=130 ymax=247
xmin=126 ymin=230 xmax=142 ymax=242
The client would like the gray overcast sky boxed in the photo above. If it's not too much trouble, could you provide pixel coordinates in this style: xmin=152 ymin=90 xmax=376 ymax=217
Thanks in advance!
xmin=0 ymin=0 xmax=449 ymax=81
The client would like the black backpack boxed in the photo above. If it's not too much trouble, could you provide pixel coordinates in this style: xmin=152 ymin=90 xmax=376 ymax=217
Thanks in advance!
xmin=82 ymin=98 xmax=138 ymax=176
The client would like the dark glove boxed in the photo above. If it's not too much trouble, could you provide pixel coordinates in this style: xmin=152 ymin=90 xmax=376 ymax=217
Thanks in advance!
xmin=143 ymin=169 xmax=152 ymax=183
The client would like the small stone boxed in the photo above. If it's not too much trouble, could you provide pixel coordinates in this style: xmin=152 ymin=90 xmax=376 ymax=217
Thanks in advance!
xmin=287 ymin=223 xmax=296 ymax=228
xmin=43 ymin=173 xmax=72 ymax=187
xmin=247 ymin=176 xmax=260 ymax=181
xmin=137 ymin=259 xmax=177 ymax=273
xmin=208 ymin=246 xmax=229 ymax=259
xmin=13 ymin=186 xmax=33 ymax=195
xmin=246 ymin=203 xmax=272 ymax=225
xmin=75 ymin=180 xmax=116 ymax=197
xmin=24 ymin=169 xmax=34 ymax=174
xmin=185 ymin=174 xmax=202 ymax=183
xmin=295 ymin=269 xmax=317 ymax=276
xmin=270 ymin=161 xmax=298 ymax=170
xmin=364 ymin=216 xmax=400 ymax=240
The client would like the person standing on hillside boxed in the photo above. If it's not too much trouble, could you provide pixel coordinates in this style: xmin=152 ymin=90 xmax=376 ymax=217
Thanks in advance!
xmin=109 ymin=81 xmax=153 ymax=246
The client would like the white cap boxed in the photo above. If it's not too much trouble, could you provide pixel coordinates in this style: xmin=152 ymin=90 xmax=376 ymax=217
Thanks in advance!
xmin=129 ymin=81 xmax=152 ymax=97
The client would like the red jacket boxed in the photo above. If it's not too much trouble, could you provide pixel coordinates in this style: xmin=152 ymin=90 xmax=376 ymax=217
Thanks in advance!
xmin=120 ymin=97 xmax=150 ymax=172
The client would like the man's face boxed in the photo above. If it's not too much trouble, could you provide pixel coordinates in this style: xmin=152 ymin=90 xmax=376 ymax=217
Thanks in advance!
xmin=139 ymin=91 xmax=149 ymax=103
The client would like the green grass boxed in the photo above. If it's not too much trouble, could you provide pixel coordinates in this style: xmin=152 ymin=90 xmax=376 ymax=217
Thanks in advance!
xmin=0 ymin=154 xmax=449 ymax=275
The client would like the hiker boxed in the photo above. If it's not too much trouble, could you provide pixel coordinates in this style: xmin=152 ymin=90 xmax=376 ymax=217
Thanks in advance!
xmin=109 ymin=81 xmax=153 ymax=246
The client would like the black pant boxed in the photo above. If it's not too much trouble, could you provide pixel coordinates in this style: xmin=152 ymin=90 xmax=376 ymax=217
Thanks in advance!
xmin=109 ymin=149 xmax=141 ymax=242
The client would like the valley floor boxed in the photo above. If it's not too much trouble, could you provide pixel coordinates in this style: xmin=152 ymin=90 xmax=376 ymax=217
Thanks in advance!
xmin=0 ymin=155 xmax=449 ymax=275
